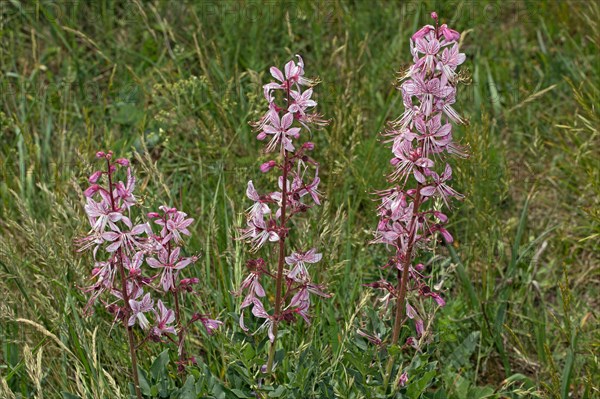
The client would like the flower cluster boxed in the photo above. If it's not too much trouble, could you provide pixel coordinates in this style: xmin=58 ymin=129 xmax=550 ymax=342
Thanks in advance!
xmin=234 ymin=55 xmax=330 ymax=372
xmin=77 ymin=151 xmax=221 ymax=385
xmin=366 ymin=12 xmax=468 ymax=385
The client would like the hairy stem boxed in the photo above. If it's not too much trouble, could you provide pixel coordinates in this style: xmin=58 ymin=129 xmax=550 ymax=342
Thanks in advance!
xmin=107 ymin=160 xmax=142 ymax=399
xmin=384 ymin=187 xmax=422 ymax=390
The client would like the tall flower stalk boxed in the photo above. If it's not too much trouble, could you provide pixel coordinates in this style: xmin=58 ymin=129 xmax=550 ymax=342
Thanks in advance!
xmin=234 ymin=55 xmax=330 ymax=375
xmin=368 ymin=13 xmax=468 ymax=388
xmin=77 ymin=151 xmax=220 ymax=396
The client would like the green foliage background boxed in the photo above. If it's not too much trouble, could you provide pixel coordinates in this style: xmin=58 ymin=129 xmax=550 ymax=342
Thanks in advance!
xmin=0 ymin=0 xmax=598 ymax=398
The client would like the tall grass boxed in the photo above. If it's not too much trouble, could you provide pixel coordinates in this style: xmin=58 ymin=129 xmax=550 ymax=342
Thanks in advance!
xmin=1 ymin=0 xmax=598 ymax=397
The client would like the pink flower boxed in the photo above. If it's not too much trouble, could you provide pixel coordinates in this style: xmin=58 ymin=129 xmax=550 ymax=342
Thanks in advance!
xmin=101 ymin=223 xmax=148 ymax=254
xmin=413 ymin=37 xmax=441 ymax=72
xmin=238 ymin=56 xmax=329 ymax=361
xmin=415 ymin=114 xmax=452 ymax=157
xmin=200 ymin=317 xmax=223 ymax=335
xmin=289 ymin=88 xmax=317 ymax=115
xmin=285 ymin=249 xmax=322 ymax=283
xmin=245 ymin=180 xmax=271 ymax=220
xmin=437 ymin=44 xmax=466 ymax=84
xmin=239 ymin=208 xmax=280 ymax=252
xmin=154 ymin=208 xmax=194 ymax=245
xmin=128 ymin=293 xmax=154 ymax=329
xmin=390 ymin=141 xmax=434 ymax=183
xmin=113 ymin=167 xmax=136 ymax=210
xmin=398 ymin=371 xmax=409 ymax=387
xmin=368 ymin=14 xmax=467 ymax=351
xmin=146 ymin=247 xmax=195 ymax=292
xmin=262 ymin=111 xmax=301 ymax=153
xmin=84 ymin=197 xmax=129 ymax=233
xmin=419 ymin=164 xmax=463 ymax=206
xmin=153 ymin=300 xmax=176 ymax=336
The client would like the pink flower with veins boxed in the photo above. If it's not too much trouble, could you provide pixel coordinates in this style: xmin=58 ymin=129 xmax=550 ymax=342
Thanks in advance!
xmin=84 ymin=197 xmax=126 ymax=233
xmin=415 ymin=114 xmax=452 ymax=157
xmin=239 ymin=208 xmax=280 ymax=252
xmin=285 ymin=249 xmax=322 ymax=283
xmin=269 ymin=55 xmax=310 ymax=87
xmin=420 ymin=163 xmax=464 ymax=206
xmin=101 ymin=223 xmax=148 ymax=254
xmin=154 ymin=209 xmax=194 ymax=245
xmin=297 ymin=169 xmax=322 ymax=205
xmin=114 ymin=167 xmax=136 ymax=210
xmin=404 ymin=75 xmax=452 ymax=117
xmin=246 ymin=180 xmax=271 ymax=219
xmin=153 ymin=300 xmax=176 ymax=336
xmin=289 ymin=88 xmax=317 ymax=115
xmin=438 ymin=44 xmax=466 ymax=84
xmin=128 ymin=293 xmax=154 ymax=329
xmin=250 ymin=299 xmax=276 ymax=342
xmin=413 ymin=37 xmax=441 ymax=72
xmin=262 ymin=111 xmax=300 ymax=153
xmin=390 ymin=141 xmax=434 ymax=183
xmin=146 ymin=247 xmax=195 ymax=292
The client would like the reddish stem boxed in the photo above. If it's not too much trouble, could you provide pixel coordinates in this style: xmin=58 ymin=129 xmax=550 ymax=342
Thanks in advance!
xmin=106 ymin=159 xmax=142 ymax=399
xmin=266 ymin=85 xmax=292 ymax=374
xmin=384 ymin=186 xmax=422 ymax=389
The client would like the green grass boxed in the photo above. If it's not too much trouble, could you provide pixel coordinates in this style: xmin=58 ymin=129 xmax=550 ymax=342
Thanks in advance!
xmin=1 ymin=0 xmax=598 ymax=398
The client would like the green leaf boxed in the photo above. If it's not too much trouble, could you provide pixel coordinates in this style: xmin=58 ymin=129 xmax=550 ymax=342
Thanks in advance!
xmin=231 ymin=388 xmax=251 ymax=398
xmin=268 ymin=385 xmax=286 ymax=397
xmin=179 ymin=375 xmax=196 ymax=399
xmin=406 ymin=370 xmax=436 ymax=399
xmin=150 ymin=349 xmax=171 ymax=380
xmin=449 ymin=331 xmax=480 ymax=369
xmin=61 ymin=393 xmax=82 ymax=399
xmin=468 ymin=385 xmax=495 ymax=399
xmin=137 ymin=367 xmax=152 ymax=396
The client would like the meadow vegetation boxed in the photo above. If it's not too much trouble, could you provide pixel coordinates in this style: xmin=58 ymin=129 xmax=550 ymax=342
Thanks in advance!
xmin=0 ymin=1 xmax=598 ymax=398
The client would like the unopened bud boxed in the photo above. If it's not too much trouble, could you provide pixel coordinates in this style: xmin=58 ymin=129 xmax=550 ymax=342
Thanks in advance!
xmin=84 ymin=184 xmax=100 ymax=197
xmin=88 ymin=171 xmax=102 ymax=183
xmin=260 ymin=160 xmax=276 ymax=173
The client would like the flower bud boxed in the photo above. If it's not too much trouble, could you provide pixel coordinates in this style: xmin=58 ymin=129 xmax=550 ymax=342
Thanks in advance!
xmin=147 ymin=212 xmax=160 ymax=218
xmin=95 ymin=151 xmax=105 ymax=158
xmin=88 ymin=171 xmax=102 ymax=183
xmin=257 ymin=132 xmax=267 ymax=141
xmin=115 ymin=158 xmax=129 ymax=166
xmin=259 ymin=160 xmax=276 ymax=173
xmin=84 ymin=184 xmax=100 ymax=197
xmin=302 ymin=142 xmax=315 ymax=150
xmin=431 ymin=11 xmax=438 ymax=20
